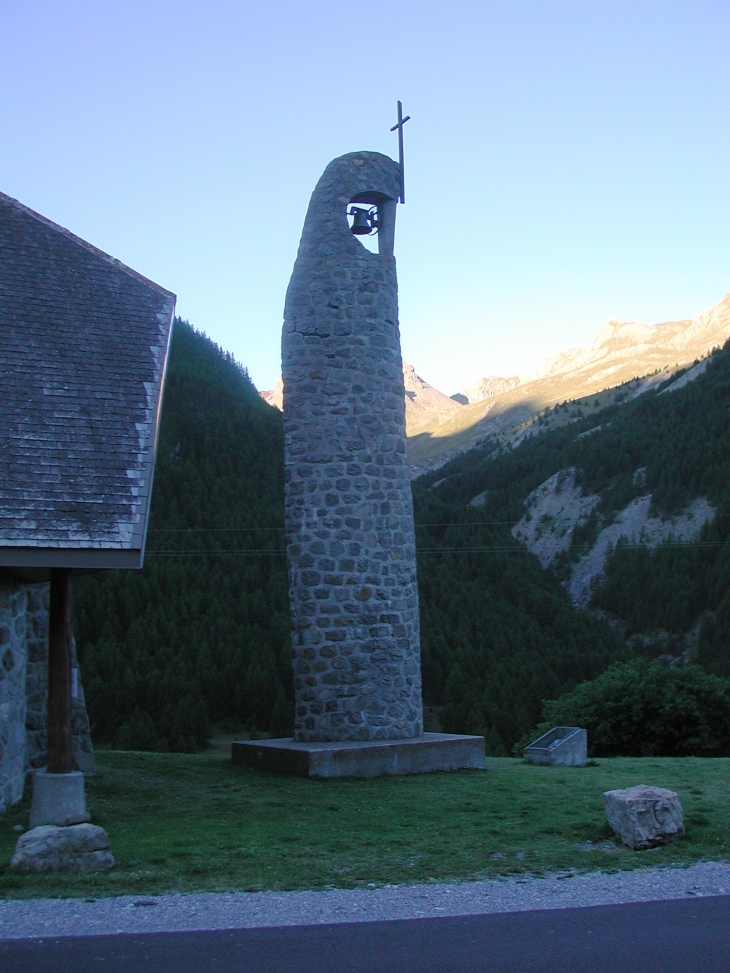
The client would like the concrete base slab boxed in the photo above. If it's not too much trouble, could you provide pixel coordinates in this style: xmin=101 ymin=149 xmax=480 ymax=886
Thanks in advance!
xmin=231 ymin=732 xmax=485 ymax=778
xmin=29 ymin=770 xmax=90 ymax=829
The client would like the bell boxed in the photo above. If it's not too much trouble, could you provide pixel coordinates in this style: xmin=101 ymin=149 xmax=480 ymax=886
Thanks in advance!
xmin=349 ymin=206 xmax=372 ymax=235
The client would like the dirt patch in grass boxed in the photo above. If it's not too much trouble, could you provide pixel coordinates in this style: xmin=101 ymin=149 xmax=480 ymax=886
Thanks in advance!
xmin=1 ymin=753 xmax=728 ymax=899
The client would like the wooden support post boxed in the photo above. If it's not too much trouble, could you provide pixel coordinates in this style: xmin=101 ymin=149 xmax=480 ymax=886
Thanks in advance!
xmin=47 ymin=568 xmax=74 ymax=774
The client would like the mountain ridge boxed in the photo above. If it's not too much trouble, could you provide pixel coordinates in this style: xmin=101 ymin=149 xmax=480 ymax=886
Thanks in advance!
xmin=260 ymin=291 xmax=730 ymax=475
xmin=407 ymin=290 xmax=730 ymax=472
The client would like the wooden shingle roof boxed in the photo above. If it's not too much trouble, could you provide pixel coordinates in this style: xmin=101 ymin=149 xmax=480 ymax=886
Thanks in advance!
xmin=0 ymin=191 xmax=176 ymax=573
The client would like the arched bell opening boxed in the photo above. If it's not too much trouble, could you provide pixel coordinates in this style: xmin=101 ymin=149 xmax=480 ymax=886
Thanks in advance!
xmin=347 ymin=191 xmax=397 ymax=256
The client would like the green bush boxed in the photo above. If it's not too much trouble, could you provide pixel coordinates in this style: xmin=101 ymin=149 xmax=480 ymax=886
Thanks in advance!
xmin=521 ymin=659 xmax=730 ymax=757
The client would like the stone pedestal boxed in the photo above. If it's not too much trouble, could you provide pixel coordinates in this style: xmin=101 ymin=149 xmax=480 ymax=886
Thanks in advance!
xmin=29 ymin=770 xmax=90 ymax=829
xmin=232 ymin=732 xmax=486 ymax=778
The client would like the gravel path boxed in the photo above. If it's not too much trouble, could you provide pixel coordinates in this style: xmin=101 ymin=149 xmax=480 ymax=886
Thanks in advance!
xmin=2 ymin=862 xmax=730 ymax=941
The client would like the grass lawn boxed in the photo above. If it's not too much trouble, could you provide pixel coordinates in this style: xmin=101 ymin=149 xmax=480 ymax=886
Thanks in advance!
xmin=1 ymin=751 xmax=729 ymax=899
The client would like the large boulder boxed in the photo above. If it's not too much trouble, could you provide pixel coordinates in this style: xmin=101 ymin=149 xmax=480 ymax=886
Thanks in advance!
xmin=604 ymin=784 xmax=685 ymax=849
xmin=9 ymin=823 xmax=114 ymax=873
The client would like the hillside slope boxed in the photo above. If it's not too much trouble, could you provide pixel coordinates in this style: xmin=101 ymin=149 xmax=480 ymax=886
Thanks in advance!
xmin=73 ymin=319 xmax=627 ymax=754
xmin=426 ymin=338 xmax=730 ymax=674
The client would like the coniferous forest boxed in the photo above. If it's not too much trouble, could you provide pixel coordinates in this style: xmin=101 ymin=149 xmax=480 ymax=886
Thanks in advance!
xmin=75 ymin=320 xmax=730 ymax=756
xmin=74 ymin=321 xmax=290 ymax=753
xmin=74 ymin=320 xmax=627 ymax=754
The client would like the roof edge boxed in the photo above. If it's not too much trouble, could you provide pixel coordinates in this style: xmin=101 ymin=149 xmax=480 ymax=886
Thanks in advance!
xmin=0 ymin=190 xmax=176 ymax=300
xmin=0 ymin=546 xmax=144 ymax=570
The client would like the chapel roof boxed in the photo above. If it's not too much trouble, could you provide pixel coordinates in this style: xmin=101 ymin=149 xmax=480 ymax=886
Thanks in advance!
xmin=0 ymin=190 xmax=176 ymax=575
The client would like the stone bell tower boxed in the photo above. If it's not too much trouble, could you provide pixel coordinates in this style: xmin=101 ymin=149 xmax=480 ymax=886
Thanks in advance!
xmin=232 ymin=148 xmax=484 ymax=776
xmin=281 ymin=151 xmax=421 ymax=743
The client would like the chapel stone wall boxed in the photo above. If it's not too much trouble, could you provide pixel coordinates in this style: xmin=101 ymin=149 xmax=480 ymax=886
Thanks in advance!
xmin=282 ymin=151 xmax=423 ymax=743
xmin=0 ymin=579 xmax=95 ymax=815
xmin=0 ymin=582 xmax=27 ymax=813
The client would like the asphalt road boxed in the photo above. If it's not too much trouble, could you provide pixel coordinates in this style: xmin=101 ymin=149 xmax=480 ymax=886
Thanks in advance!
xmin=2 ymin=894 xmax=729 ymax=972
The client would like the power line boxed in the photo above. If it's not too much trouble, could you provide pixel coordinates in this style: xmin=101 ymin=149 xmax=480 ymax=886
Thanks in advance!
xmin=147 ymin=526 xmax=285 ymax=533
xmin=147 ymin=520 xmax=523 ymax=533
xmin=145 ymin=550 xmax=287 ymax=557
xmin=143 ymin=538 xmax=730 ymax=558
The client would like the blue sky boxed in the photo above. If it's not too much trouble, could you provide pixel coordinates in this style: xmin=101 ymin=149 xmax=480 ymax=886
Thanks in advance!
xmin=1 ymin=1 xmax=729 ymax=394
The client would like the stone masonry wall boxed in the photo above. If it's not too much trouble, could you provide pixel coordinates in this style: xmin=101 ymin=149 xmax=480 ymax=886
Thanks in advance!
xmin=282 ymin=151 xmax=423 ymax=743
xmin=0 ymin=582 xmax=28 ymax=813
xmin=0 ymin=580 xmax=95 ymax=814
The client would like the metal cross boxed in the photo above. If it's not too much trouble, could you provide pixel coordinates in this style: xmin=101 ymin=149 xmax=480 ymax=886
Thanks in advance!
xmin=390 ymin=100 xmax=411 ymax=204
